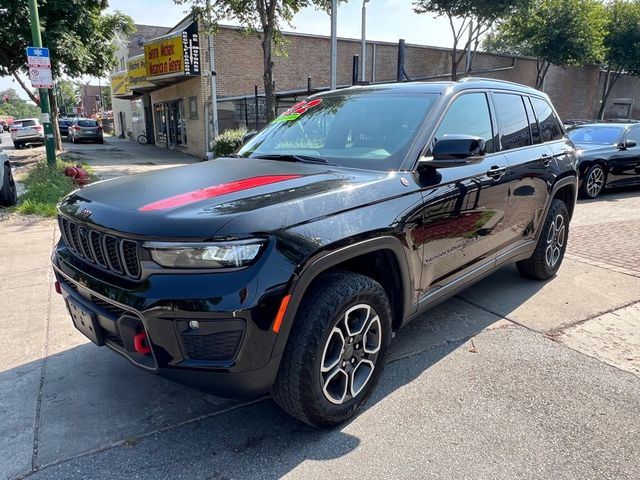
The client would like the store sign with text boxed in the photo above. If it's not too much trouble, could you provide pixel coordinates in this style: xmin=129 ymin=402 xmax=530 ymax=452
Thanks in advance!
xmin=111 ymin=71 xmax=129 ymax=96
xmin=145 ymin=23 xmax=200 ymax=79
xmin=127 ymin=55 xmax=154 ymax=91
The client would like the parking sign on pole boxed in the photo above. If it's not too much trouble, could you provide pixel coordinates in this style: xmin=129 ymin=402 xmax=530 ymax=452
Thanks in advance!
xmin=26 ymin=47 xmax=54 ymax=89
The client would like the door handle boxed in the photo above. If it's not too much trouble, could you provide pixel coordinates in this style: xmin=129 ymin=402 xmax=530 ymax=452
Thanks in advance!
xmin=486 ymin=165 xmax=507 ymax=179
xmin=539 ymin=154 xmax=552 ymax=167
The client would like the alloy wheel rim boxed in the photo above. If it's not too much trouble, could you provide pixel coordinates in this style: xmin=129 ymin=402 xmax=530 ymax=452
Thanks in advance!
xmin=586 ymin=167 xmax=604 ymax=197
xmin=320 ymin=304 xmax=382 ymax=405
xmin=545 ymin=214 xmax=566 ymax=268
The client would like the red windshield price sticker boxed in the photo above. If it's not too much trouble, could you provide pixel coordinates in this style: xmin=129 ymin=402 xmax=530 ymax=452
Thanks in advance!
xmin=274 ymin=99 xmax=323 ymax=123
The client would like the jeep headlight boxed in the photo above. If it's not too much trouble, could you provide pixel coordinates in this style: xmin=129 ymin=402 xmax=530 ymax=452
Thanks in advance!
xmin=144 ymin=240 xmax=265 ymax=269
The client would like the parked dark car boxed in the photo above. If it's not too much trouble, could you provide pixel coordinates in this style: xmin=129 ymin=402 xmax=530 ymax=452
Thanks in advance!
xmin=52 ymin=79 xmax=578 ymax=427
xmin=58 ymin=118 xmax=72 ymax=137
xmin=68 ymin=118 xmax=104 ymax=144
xmin=0 ymin=152 xmax=18 ymax=207
xmin=568 ymin=121 xmax=640 ymax=198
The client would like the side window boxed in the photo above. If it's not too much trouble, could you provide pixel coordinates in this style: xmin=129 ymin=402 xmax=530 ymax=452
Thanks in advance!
xmin=625 ymin=127 xmax=640 ymax=143
xmin=531 ymin=97 xmax=563 ymax=143
xmin=493 ymin=93 xmax=531 ymax=150
xmin=524 ymin=97 xmax=541 ymax=144
xmin=434 ymin=92 xmax=494 ymax=153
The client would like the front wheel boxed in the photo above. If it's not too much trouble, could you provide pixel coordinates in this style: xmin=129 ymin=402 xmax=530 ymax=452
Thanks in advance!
xmin=137 ymin=134 xmax=148 ymax=145
xmin=272 ymin=271 xmax=392 ymax=427
xmin=580 ymin=164 xmax=606 ymax=199
xmin=517 ymin=199 xmax=570 ymax=280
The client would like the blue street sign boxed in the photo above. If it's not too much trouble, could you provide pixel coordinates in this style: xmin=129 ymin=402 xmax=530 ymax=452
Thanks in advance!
xmin=26 ymin=47 xmax=50 ymax=58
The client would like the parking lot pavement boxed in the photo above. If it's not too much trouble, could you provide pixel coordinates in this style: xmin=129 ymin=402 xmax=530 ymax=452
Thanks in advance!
xmin=1 ymin=184 xmax=639 ymax=479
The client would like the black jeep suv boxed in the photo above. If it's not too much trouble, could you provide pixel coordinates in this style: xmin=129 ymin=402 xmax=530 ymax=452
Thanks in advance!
xmin=52 ymin=79 xmax=577 ymax=427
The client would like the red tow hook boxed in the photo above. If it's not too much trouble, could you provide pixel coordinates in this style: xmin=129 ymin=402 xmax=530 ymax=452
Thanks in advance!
xmin=133 ymin=331 xmax=152 ymax=355
xmin=54 ymin=281 xmax=62 ymax=295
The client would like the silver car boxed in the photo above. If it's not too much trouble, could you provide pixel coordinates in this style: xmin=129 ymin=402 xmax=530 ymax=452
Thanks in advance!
xmin=10 ymin=118 xmax=45 ymax=149
xmin=68 ymin=118 xmax=104 ymax=144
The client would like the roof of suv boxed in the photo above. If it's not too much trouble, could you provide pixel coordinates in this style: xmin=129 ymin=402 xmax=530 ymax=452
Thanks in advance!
xmin=317 ymin=77 xmax=544 ymax=98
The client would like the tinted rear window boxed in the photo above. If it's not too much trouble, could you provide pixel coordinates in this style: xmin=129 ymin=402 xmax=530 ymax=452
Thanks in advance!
xmin=20 ymin=120 xmax=37 ymax=127
xmin=530 ymin=97 xmax=563 ymax=142
xmin=78 ymin=120 xmax=98 ymax=127
xmin=493 ymin=93 xmax=531 ymax=150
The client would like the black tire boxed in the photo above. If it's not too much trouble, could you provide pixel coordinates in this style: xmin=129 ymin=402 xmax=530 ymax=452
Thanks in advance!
xmin=0 ymin=163 xmax=18 ymax=207
xmin=272 ymin=271 xmax=392 ymax=427
xmin=13 ymin=142 xmax=21 ymax=150
xmin=579 ymin=163 xmax=606 ymax=199
xmin=516 ymin=199 xmax=570 ymax=280
xmin=137 ymin=134 xmax=148 ymax=145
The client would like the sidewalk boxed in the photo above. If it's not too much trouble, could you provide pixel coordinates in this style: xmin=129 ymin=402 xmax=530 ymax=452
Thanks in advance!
xmin=1 ymin=188 xmax=639 ymax=479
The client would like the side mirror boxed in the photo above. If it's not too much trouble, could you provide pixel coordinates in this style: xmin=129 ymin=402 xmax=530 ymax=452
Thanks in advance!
xmin=242 ymin=130 xmax=258 ymax=145
xmin=624 ymin=139 xmax=637 ymax=149
xmin=421 ymin=135 xmax=486 ymax=168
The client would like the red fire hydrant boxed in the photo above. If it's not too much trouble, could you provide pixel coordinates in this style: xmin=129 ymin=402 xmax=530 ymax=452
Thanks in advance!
xmin=64 ymin=165 xmax=90 ymax=186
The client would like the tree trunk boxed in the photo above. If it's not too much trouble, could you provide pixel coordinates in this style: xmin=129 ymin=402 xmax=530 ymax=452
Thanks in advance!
xmin=451 ymin=46 xmax=458 ymax=81
xmin=535 ymin=60 xmax=550 ymax=90
xmin=12 ymin=71 xmax=40 ymax=106
xmin=48 ymin=89 xmax=63 ymax=151
xmin=261 ymin=27 xmax=276 ymax=122
xmin=597 ymin=66 xmax=621 ymax=120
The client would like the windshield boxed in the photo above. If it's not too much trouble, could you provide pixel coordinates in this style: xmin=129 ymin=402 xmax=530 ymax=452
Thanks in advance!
xmin=568 ymin=126 xmax=624 ymax=145
xmin=238 ymin=92 xmax=438 ymax=171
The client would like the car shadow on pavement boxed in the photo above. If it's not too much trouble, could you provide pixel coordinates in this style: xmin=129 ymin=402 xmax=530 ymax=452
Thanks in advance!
xmin=2 ymin=278 xmax=540 ymax=480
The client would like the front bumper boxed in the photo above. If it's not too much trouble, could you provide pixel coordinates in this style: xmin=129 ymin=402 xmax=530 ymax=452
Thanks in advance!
xmin=52 ymin=242 xmax=292 ymax=398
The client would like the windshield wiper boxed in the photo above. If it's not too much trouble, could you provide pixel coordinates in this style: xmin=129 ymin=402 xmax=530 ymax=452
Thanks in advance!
xmin=253 ymin=153 xmax=329 ymax=164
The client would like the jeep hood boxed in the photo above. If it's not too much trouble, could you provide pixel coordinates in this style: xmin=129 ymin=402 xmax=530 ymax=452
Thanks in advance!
xmin=58 ymin=157 xmax=407 ymax=240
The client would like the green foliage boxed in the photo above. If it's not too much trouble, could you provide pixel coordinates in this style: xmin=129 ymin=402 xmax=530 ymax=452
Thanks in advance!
xmin=597 ymin=0 xmax=640 ymax=118
xmin=213 ymin=128 xmax=247 ymax=157
xmin=0 ymin=88 xmax=40 ymax=118
xmin=175 ymin=0 xmax=337 ymax=121
xmin=413 ymin=0 xmax=524 ymax=79
xmin=56 ymin=79 xmax=80 ymax=113
xmin=484 ymin=0 xmax=606 ymax=88
xmin=0 ymin=1 xmax=134 ymax=81
xmin=603 ymin=0 xmax=640 ymax=75
xmin=15 ymin=160 xmax=95 ymax=217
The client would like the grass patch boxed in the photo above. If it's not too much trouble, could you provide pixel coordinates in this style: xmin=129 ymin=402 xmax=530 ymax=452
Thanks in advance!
xmin=14 ymin=160 xmax=96 ymax=217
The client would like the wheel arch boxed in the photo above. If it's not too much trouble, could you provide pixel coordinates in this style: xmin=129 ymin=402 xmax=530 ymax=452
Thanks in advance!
xmin=272 ymin=236 xmax=413 ymax=357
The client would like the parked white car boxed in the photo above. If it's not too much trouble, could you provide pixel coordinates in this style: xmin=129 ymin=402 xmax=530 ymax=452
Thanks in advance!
xmin=10 ymin=118 xmax=45 ymax=149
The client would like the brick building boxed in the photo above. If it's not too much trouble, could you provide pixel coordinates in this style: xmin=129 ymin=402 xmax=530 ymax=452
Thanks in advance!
xmin=111 ymin=15 xmax=640 ymax=159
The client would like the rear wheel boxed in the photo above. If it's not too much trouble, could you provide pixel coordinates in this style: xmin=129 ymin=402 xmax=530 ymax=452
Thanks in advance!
xmin=272 ymin=271 xmax=392 ymax=427
xmin=13 ymin=142 xmax=21 ymax=150
xmin=516 ymin=199 xmax=569 ymax=280
xmin=580 ymin=164 xmax=606 ymax=199
xmin=0 ymin=163 xmax=18 ymax=206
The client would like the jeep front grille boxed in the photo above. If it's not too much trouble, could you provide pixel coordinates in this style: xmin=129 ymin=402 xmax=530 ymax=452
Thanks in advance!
xmin=59 ymin=216 xmax=141 ymax=279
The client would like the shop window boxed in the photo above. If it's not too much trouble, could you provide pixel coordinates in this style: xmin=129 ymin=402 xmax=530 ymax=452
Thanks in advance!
xmin=189 ymin=96 xmax=198 ymax=120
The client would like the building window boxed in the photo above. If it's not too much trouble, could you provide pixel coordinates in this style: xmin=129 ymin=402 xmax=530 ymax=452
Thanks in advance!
xmin=189 ymin=96 xmax=198 ymax=120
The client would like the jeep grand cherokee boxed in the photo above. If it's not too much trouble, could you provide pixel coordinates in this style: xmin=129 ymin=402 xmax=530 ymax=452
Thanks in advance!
xmin=52 ymin=79 xmax=578 ymax=427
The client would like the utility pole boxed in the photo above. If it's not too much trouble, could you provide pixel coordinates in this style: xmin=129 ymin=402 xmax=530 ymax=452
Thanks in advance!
xmin=330 ymin=0 xmax=338 ymax=90
xmin=206 ymin=0 xmax=219 ymax=147
xmin=361 ymin=0 xmax=369 ymax=82
xmin=28 ymin=0 xmax=56 ymax=166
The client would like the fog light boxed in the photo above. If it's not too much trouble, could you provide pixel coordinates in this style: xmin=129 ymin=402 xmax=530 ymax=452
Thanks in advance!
xmin=189 ymin=320 xmax=200 ymax=330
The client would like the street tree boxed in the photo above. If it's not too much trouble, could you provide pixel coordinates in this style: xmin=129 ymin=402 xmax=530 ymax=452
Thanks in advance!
xmin=0 ymin=0 xmax=134 ymax=148
xmin=0 ymin=88 xmax=41 ymax=119
xmin=597 ymin=0 xmax=640 ymax=119
xmin=413 ymin=0 xmax=524 ymax=81
xmin=175 ymin=0 xmax=335 ymax=122
xmin=483 ymin=0 xmax=606 ymax=90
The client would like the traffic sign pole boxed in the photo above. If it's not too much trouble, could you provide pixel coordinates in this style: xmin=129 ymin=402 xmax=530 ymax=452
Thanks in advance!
xmin=28 ymin=0 xmax=56 ymax=167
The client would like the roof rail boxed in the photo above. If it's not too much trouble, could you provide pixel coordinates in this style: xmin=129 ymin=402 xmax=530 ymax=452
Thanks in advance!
xmin=458 ymin=77 xmax=531 ymax=88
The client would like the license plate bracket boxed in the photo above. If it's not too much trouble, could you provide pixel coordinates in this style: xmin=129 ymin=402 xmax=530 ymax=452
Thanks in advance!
xmin=67 ymin=298 xmax=104 ymax=345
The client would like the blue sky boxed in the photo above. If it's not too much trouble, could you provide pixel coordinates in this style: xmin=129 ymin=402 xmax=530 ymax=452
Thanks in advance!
xmin=1 ymin=0 xmax=456 ymax=99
